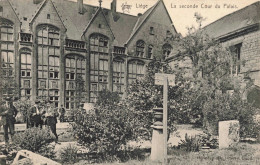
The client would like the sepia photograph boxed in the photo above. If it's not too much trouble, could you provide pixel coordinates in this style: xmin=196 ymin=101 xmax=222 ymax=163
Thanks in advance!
xmin=0 ymin=0 xmax=259 ymax=164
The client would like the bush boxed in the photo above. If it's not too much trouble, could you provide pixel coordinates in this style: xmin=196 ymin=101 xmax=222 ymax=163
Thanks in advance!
xmin=202 ymin=92 xmax=259 ymax=138
xmin=12 ymin=127 xmax=56 ymax=158
xmin=59 ymin=144 xmax=79 ymax=164
xmin=72 ymin=90 xmax=145 ymax=162
xmin=72 ymin=103 xmax=136 ymax=162
xmin=177 ymin=133 xmax=201 ymax=152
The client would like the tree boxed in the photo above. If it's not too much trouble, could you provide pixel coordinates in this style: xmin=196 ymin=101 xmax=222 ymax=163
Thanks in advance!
xmin=172 ymin=13 xmax=258 ymax=137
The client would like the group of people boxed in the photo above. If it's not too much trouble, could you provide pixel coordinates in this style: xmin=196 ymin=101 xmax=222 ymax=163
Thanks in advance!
xmin=26 ymin=100 xmax=63 ymax=143
xmin=0 ymin=97 xmax=66 ymax=145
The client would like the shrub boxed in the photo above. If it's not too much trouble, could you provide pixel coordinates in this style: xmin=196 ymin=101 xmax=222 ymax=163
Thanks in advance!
xmin=177 ymin=133 xmax=201 ymax=152
xmin=72 ymin=103 xmax=136 ymax=162
xmin=12 ymin=127 xmax=56 ymax=158
xmin=59 ymin=144 xmax=79 ymax=164
xmin=72 ymin=90 xmax=143 ymax=162
xmin=202 ymin=92 xmax=259 ymax=138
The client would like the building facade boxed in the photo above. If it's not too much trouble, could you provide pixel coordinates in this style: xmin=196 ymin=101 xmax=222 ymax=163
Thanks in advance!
xmin=0 ymin=0 xmax=177 ymax=110
xmin=168 ymin=1 xmax=260 ymax=108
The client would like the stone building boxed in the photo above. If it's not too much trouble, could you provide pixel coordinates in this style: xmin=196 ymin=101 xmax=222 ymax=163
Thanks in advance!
xmin=168 ymin=1 xmax=260 ymax=109
xmin=0 ymin=0 xmax=177 ymax=110
xmin=204 ymin=1 xmax=260 ymax=108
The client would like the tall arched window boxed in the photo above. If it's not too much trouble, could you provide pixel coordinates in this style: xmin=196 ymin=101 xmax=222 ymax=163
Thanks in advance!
xmin=0 ymin=18 xmax=14 ymax=96
xmin=37 ymin=25 xmax=60 ymax=107
xmin=147 ymin=45 xmax=153 ymax=59
xmin=20 ymin=48 xmax=32 ymax=98
xmin=65 ymin=54 xmax=86 ymax=110
xmin=113 ymin=58 xmax=125 ymax=96
xmin=128 ymin=60 xmax=145 ymax=84
xmin=136 ymin=40 xmax=145 ymax=57
xmin=1 ymin=23 xmax=14 ymax=77
xmin=162 ymin=43 xmax=172 ymax=59
xmin=89 ymin=33 xmax=109 ymax=103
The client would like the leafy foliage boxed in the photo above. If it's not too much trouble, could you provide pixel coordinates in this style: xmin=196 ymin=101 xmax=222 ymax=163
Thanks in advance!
xmin=12 ymin=127 xmax=56 ymax=158
xmin=178 ymin=133 xmax=201 ymax=152
xmin=170 ymin=13 xmax=259 ymax=138
xmin=59 ymin=144 xmax=79 ymax=164
xmin=72 ymin=90 xmax=138 ymax=162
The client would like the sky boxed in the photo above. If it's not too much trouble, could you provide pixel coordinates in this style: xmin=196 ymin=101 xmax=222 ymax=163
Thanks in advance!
xmin=73 ymin=0 xmax=260 ymax=36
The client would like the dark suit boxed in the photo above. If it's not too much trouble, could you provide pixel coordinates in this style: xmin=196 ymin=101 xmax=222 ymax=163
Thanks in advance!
xmin=43 ymin=106 xmax=59 ymax=142
xmin=29 ymin=105 xmax=43 ymax=128
xmin=0 ymin=103 xmax=18 ymax=143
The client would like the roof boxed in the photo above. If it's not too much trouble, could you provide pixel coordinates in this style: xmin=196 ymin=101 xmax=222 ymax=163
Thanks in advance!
xmin=8 ymin=0 xmax=45 ymax=32
xmin=7 ymin=0 xmax=140 ymax=46
xmin=203 ymin=1 xmax=260 ymax=39
xmin=126 ymin=0 xmax=160 ymax=45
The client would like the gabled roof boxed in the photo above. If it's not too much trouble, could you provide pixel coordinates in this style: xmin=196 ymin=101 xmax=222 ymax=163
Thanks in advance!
xmin=203 ymin=1 xmax=260 ymax=39
xmin=125 ymin=0 xmax=160 ymax=45
xmin=52 ymin=0 xmax=138 ymax=43
xmin=82 ymin=7 xmax=115 ymax=40
xmin=7 ymin=0 xmax=174 ymax=46
xmin=8 ymin=0 xmax=44 ymax=31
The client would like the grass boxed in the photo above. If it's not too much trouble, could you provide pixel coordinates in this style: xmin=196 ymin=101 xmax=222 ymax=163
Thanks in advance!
xmin=75 ymin=143 xmax=260 ymax=165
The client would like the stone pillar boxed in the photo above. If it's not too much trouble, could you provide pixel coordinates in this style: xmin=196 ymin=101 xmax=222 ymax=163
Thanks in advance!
xmin=150 ymin=108 xmax=164 ymax=162
xmin=0 ymin=155 xmax=6 ymax=165
xmin=219 ymin=120 xmax=240 ymax=149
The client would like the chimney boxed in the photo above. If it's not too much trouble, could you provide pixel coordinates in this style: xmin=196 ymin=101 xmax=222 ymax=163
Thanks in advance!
xmin=78 ymin=0 xmax=83 ymax=14
xmin=111 ymin=0 xmax=120 ymax=22
xmin=111 ymin=0 xmax=117 ymax=14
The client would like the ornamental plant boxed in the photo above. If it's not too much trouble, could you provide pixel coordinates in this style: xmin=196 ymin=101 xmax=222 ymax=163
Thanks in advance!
xmin=12 ymin=127 xmax=56 ymax=159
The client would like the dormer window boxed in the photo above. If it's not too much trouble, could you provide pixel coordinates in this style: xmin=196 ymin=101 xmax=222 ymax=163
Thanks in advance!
xmin=136 ymin=40 xmax=145 ymax=57
xmin=162 ymin=43 xmax=172 ymax=59
xmin=166 ymin=30 xmax=171 ymax=39
xmin=150 ymin=27 xmax=154 ymax=35
xmin=0 ymin=6 xmax=3 ymax=15
xmin=148 ymin=45 xmax=153 ymax=59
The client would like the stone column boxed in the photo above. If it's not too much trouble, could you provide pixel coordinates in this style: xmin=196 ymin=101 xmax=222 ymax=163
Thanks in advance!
xmin=150 ymin=108 xmax=164 ymax=162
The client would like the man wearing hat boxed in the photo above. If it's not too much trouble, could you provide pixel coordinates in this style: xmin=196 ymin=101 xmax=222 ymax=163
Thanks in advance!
xmin=0 ymin=97 xmax=18 ymax=144
xmin=75 ymin=103 xmax=86 ymax=123
xmin=42 ymin=101 xmax=59 ymax=143
xmin=29 ymin=100 xmax=43 ymax=128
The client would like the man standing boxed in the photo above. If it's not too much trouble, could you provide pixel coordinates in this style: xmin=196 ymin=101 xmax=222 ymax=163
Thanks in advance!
xmin=59 ymin=105 xmax=65 ymax=123
xmin=29 ymin=100 xmax=43 ymax=128
xmin=0 ymin=97 xmax=18 ymax=145
xmin=43 ymin=101 xmax=59 ymax=143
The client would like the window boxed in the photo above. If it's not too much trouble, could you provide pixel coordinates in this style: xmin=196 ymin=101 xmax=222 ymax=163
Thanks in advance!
xmin=47 ymin=14 xmax=50 ymax=19
xmin=148 ymin=45 xmax=153 ymax=59
xmin=65 ymin=54 xmax=86 ymax=110
xmin=162 ymin=43 xmax=172 ymax=59
xmin=136 ymin=40 xmax=145 ymax=57
xmin=37 ymin=25 xmax=60 ymax=102
xmin=150 ymin=27 xmax=154 ymax=35
xmin=166 ymin=30 xmax=171 ymax=39
xmin=230 ymin=43 xmax=242 ymax=75
xmin=89 ymin=33 xmax=109 ymax=102
xmin=113 ymin=58 xmax=125 ymax=96
xmin=128 ymin=60 xmax=145 ymax=84
xmin=20 ymin=48 xmax=32 ymax=98
xmin=1 ymin=20 xmax=14 ymax=97
xmin=23 ymin=17 xmax=27 ymax=21
xmin=20 ymin=48 xmax=31 ymax=77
